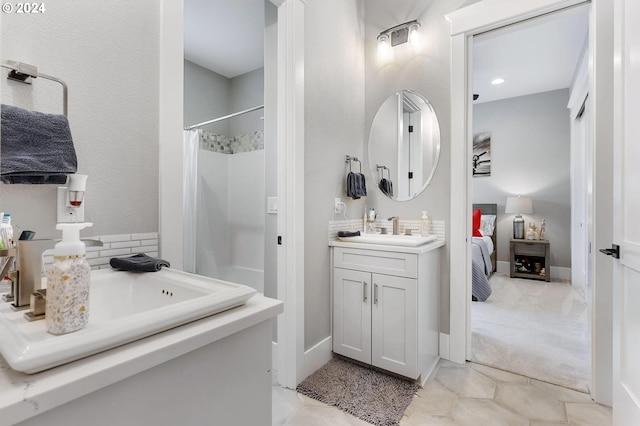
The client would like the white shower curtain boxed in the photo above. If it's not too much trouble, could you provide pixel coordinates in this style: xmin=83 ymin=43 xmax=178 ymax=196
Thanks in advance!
xmin=183 ymin=129 xmax=200 ymax=273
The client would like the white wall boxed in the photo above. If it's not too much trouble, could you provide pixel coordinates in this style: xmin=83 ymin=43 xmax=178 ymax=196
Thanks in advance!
xmin=473 ymin=89 xmax=572 ymax=268
xmin=0 ymin=0 xmax=160 ymax=239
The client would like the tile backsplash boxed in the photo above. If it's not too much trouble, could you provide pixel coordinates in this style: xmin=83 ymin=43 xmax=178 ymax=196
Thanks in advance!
xmin=43 ymin=232 xmax=159 ymax=270
xmin=328 ymin=219 xmax=445 ymax=243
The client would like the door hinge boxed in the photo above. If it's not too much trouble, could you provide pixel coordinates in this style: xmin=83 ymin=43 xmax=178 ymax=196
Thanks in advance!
xmin=408 ymin=172 xmax=413 ymax=179
xmin=599 ymin=244 xmax=620 ymax=259
xmin=277 ymin=236 xmax=282 ymax=245
xmin=408 ymin=125 xmax=414 ymax=133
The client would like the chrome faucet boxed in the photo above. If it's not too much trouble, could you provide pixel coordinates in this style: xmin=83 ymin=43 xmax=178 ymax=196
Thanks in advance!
xmin=9 ymin=239 xmax=56 ymax=310
xmin=4 ymin=239 xmax=103 ymax=318
xmin=388 ymin=216 xmax=400 ymax=235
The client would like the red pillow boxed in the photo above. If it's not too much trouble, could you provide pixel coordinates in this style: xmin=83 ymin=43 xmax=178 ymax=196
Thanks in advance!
xmin=472 ymin=208 xmax=482 ymax=237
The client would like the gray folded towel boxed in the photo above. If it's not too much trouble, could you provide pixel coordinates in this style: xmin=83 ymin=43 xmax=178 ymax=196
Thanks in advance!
xmin=1 ymin=104 xmax=77 ymax=184
xmin=110 ymin=254 xmax=170 ymax=272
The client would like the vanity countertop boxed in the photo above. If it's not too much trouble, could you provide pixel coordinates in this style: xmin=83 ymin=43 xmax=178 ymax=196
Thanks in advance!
xmin=0 ymin=294 xmax=282 ymax=425
xmin=329 ymin=238 xmax=445 ymax=254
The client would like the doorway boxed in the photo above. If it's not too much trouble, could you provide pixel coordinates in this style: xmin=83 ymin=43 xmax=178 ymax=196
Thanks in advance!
xmin=447 ymin=0 xmax=615 ymax=404
xmin=468 ymin=6 xmax=591 ymax=392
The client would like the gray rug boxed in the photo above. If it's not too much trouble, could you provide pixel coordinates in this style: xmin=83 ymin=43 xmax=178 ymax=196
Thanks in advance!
xmin=296 ymin=358 xmax=418 ymax=426
xmin=471 ymin=273 xmax=589 ymax=392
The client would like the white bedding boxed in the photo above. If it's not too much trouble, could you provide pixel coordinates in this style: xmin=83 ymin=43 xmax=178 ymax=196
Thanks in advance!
xmin=480 ymin=235 xmax=494 ymax=254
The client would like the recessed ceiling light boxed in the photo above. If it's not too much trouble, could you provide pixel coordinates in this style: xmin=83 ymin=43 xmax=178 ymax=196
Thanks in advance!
xmin=491 ymin=78 xmax=505 ymax=85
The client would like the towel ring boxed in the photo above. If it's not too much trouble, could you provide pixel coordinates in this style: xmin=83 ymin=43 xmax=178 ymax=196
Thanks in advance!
xmin=345 ymin=155 xmax=362 ymax=173
xmin=376 ymin=164 xmax=390 ymax=180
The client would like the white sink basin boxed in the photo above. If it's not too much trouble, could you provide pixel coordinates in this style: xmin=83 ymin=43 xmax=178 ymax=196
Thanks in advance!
xmin=0 ymin=268 xmax=256 ymax=373
xmin=338 ymin=233 xmax=437 ymax=247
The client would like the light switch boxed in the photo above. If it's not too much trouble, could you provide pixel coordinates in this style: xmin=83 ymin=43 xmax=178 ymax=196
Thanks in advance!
xmin=267 ymin=197 xmax=278 ymax=214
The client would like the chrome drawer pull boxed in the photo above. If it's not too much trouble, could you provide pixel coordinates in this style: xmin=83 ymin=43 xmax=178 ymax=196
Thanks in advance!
xmin=363 ymin=282 xmax=367 ymax=303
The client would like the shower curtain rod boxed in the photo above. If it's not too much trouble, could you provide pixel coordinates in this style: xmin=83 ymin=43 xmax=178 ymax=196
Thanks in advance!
xmin=185 ymin=105 xmax=264 ymax=130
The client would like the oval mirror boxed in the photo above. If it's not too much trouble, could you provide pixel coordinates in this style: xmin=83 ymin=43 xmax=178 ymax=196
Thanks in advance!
xmin=368 ymin=90 xmax=441 ymax=201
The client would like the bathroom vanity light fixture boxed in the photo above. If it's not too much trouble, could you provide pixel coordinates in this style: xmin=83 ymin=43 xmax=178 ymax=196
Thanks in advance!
xmin=377 ymin=20 xmax=422 ymax=60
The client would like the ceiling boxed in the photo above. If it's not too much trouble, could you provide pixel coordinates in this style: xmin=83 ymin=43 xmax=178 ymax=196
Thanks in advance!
xmin=184 ymin=0 xmax=265 ymax=79
xmin=473 ymin=5 xmax=589 ymax=104
xmin=183 ymin=2 xmax=588 ymax=100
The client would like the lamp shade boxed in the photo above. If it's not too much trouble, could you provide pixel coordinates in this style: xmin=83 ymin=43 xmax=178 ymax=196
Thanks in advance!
xmin=505 ymin=196 xmax=533 ymax=214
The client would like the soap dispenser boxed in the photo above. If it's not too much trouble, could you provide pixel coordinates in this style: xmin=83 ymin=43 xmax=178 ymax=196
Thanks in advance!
xmin=420 ymin=211 xmax=431 ymax=236
xmin=46 ymin=222 xmax=93 ymax=335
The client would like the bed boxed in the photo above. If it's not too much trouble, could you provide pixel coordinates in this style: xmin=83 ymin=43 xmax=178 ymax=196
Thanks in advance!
xmin=471 ymin=203 xmax=497 ymax=301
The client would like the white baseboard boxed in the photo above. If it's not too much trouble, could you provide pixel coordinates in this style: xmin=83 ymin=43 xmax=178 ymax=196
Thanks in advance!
xmin=439 ymin=333 xmax=450 ymax=361
xmin=496 ymin=261 xmax=571 ymax=282
xmin=551 ymin=266 xmax=571 ymax=281
xmin=303 ymin=336 xmax=332 ymax=381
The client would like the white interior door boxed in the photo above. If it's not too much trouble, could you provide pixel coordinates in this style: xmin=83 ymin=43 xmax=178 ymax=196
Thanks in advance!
xmin=612 ymin=0 xmax=640 ymax=422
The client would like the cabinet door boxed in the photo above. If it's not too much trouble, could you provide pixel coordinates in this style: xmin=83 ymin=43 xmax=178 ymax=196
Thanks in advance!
xmin=371 ymin=274 xmax=418 ymax=378
xmin=333 ymin=268 xmax=371 ymax=364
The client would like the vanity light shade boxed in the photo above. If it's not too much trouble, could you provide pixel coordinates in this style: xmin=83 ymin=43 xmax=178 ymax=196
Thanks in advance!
xmin=377 ymin=33 xmax=393 ymax=62
xmin=408 ymin=23 xmax=421 ymax=48
xmin=505 ymin=196 xmax=532 ymax=239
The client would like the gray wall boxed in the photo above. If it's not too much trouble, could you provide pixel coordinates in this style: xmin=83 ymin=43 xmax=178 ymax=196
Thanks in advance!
xmin=0 ymin=0 xmax=159 ymax=239
xmin=229 ymin=68 xmax=265 ymax=136
xmin=184 ymin=60 xmax=230 ymax=135
xmin=473 ymin=89 xmax=572 ymax=268
xmin=304 ymin=0 xmax=366 ymax=349
xmin=303 ymin=0 xmax=474 ymax=349
xmin=364 ymin=0 xmax=473 ymax=335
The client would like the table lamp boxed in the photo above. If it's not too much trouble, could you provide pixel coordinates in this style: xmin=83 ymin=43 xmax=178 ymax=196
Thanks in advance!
xmin=505 ymin=196 xmax=532 ymax=239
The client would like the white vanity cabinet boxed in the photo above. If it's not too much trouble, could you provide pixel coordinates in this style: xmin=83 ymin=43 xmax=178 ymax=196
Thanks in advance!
xmin=331 ymin=242 xmax=442 ymax=383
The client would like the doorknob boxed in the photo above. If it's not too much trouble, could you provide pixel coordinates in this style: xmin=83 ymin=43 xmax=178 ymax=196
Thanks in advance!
xmin=599 ymin=244 xmax=620 ymax=259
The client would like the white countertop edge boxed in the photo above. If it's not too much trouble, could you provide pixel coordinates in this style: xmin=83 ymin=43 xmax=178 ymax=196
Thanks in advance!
xmin=0 ymin=294 xmax=283 ymax=425
xmin=329 ymin=238 xmax=445 ymax=254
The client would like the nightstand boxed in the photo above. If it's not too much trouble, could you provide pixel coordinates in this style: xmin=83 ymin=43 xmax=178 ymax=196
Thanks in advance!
xmin=510 ymin=239 xmax=550 ymax=282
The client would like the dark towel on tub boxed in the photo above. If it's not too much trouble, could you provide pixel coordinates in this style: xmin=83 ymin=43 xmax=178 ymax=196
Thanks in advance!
xmin=1 ymin=104 xmax=77 ymax=184
xmin=110 ymin=254 xmax=170 ymax=272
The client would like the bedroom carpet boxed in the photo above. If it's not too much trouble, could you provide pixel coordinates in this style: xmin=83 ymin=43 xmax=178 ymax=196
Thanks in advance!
xmin=471 ymin=273 xmax=589 ymax=393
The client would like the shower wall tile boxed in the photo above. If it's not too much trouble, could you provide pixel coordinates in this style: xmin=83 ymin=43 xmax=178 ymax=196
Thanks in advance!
xmin=200 ymin=130 xmax=264 ymax=154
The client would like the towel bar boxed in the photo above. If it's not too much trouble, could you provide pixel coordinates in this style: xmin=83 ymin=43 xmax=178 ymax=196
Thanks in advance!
xmin=1 ymin=60 xmax=68 ymax=117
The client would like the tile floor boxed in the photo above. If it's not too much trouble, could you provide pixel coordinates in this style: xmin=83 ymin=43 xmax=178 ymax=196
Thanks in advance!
xmin=272 ymin=360 xmax=612 ymax=426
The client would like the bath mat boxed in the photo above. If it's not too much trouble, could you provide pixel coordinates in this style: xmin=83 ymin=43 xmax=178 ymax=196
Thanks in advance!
xmin=296 ymin=358 xmax=418 ymax=426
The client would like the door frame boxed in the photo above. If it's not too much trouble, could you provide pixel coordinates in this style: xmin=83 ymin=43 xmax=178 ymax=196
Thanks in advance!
xmin=446 ymin=0 xmax=614 ymax=403
xmin=158 ymin=0 xmax=306 ymax=390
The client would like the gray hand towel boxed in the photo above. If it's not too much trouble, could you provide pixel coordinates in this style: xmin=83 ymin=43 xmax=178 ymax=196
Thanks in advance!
xmin=1 ymin=104 xmax=77 ymax=184
xmin=347 ymin=172 xmax=367 ymax=200
xmin=110 ymin=254 xmax=170 ymax=272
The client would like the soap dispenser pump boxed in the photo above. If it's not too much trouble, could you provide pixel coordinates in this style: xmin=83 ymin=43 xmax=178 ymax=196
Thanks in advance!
xmin=46 ymin=222 xmax=93 ymax=335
